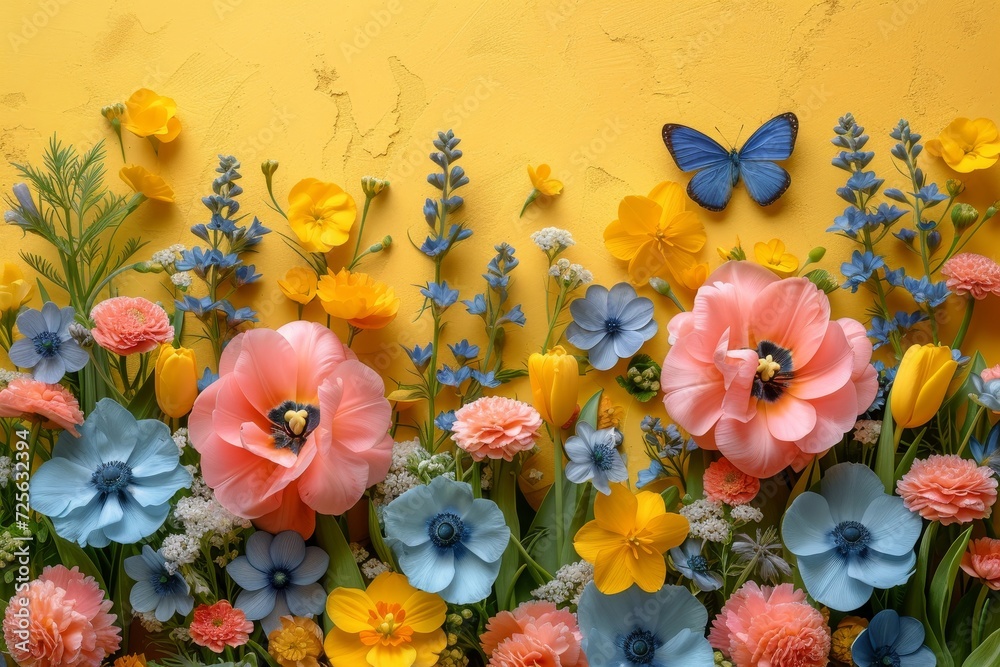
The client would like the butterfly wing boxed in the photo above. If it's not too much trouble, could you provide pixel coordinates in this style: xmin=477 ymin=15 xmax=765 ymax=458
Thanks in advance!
xmin=738 ymin=160 xmax=791 ymax=206
xmin=662 ymin=124 xmax=730 ymax=171
xmin=735 ymin=113 xmax=797 ymax=206
xmin=687 ymin=161 xmax=736 ymax=212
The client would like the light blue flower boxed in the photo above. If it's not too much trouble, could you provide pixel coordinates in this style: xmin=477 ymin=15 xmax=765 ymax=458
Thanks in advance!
xmin=669 ymin=539 xmax=723 ymax=592
xmin=971 ymin=373 xmax=1000 ymax=413
xmin=448 ymin=340 xmax=479 ymax=364
xmin=434 ymin=410 xmax=457 ymax=432
xmin=781 ymin=462 xmax=921 ymax=611
xmin=125 ymin=545 xmax=194 ymax=622
xmin=902 ymin=275 xmax=949 ymax=307
xmin=636 ymin=459 xmax=665 ymax=489
xmin=566 ymin=283 xmax=657 ymax=371
xmin=851 ymin=609 xmax=935 ymax=667
xmin=8 ymin=302 xmax=89 ymax=383
xmin=841 ymin=250 xmax=885 ymax=292
xmin=29 ymin=398 xmax=191 ymax=547
xmin=384 ymin=476 xmax=509 ymax=604
xmin=226 ymin=530 xmax=329 ymax=634
xmin=564 ymin=421 xmax=628 ymax=495
xmin=420 ymin=281 xmax=459 ymax=309
xmin=404 ymin=343 xmax=434 ymax=372
xmin=436 ymin=365 xmax=472 ymax=387
xmin=970 ymin=421 xmax=1000 ymax=477
xmin=577 ymin=582 xmax=714 ymax=666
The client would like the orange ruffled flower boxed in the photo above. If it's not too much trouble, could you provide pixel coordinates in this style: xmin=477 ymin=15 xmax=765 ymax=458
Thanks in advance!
xmin=703 ymin=457 xmax=760 ymax=506
xmin=897 ymin=455 xmax=998 ymax=525
xmin=90 ymin=296 xmax=174 ymax=355
xmin=451 ymin=396 xmax=542 ymax=462
xmin=925 ymin=117 xmax=1000 ymax=173
xmin=0 ymin=377 xmax=84 ymax=435
xmin=119 ymin=165 xmax=174 ymax=202
xmin=962 ymin=537 xmax=1000 ymax=590
xmin=316 ymin=269 xmax=400 ymax=329
xmin=123 ymin=88 xmax=181 ymax=142
xmin=2 ymin=565 xmax=121 ymax=667
xmin=941 ymin=252 xmax=1000 ymax=300
xmin=268 ymin=616 xmax=325 ymax=667
xmin=480 ymin=601 xmax=585 ymax=667
xmin=189 ymin=601 xmax=253 ymax=654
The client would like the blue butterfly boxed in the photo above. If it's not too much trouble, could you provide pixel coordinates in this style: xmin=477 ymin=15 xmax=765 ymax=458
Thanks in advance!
xmin=662 ymin=113 xmax=798 ymax=211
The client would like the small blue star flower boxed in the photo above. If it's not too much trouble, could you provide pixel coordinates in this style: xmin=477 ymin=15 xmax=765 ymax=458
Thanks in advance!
xmin=566 ymin=283 xmax=657 ymax=371
xmin=8 ymin=302 xmax=89 ymax=383
xmin=669 ymin=539 xmax=723 ymax=592
xmin=851 ymin=609 xmax=935 ymax=667
xmin=564 ymin=421 xmax=628 ymax=495
xmin=970 ymin=421 xmax=1000 ymax=477
xmin=125 ymin=545 xmax=194 ymax=622
xmin=841 ymin=250 xmax=885 ymax=292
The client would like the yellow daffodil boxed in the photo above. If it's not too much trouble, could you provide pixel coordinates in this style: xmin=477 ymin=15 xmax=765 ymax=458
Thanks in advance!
xmin=574 ymin=483 xmax=689 ymax=594
xmin=324 ymin=572 xmax=447 ymax=667
xmin=925 ymin=118 xmax=1000 ymax=173
xmin=154 ymin=344 xmax=199 ymax=418
xmin=890 ymin=344 xmax=958 ymax=429
xmin=268 ymin=616 xmax=325 ymax=667
xmin=119 ymin=165 xmax=174 ymax=202
xmin=521 ymin=164 xmax=563 ymax=217
xmin=278 ymin=267 xmax=319 ymax=305
xmin=604 ymin=181 xmax=706 ymax=288
xmin=528 ymin=346 xmax=579 ymax=427
xmin=123 ymin=88 xmax=181 ymax=142
xmin=753 ymin=238 xmax=799 ymax=276
xmin=317 ymin=269 xmax=400 ymax=329
xmin=0 ymin=263 xmax=32 ymax=311
xmin=113 ymin=655 xmax=147 ymax=667
xmin=288 ymin=178 xmax=357 ymax=253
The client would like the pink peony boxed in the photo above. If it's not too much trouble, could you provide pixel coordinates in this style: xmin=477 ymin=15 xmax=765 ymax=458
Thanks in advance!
xmin=897 ymin=454 xmax=998 ymax=525
xmin=0 ymin=377 xmax=84 ymax=435
xmin=481 ymin=601 xmax=586 ymax=666
xmin=3 ymin=565 xmax=121 ymax=667
xmin=90 ymin=296 xmax=174 ymax=355
xmin=962 ymin=537 xmax=1000 ymax=590
xmin=710 ymin=582 xmax=829 ymax=667
xmin=660 ymin=261 xmax=878 ymax=478
xmin=703 ymin=457 xmax=760 ymax=505
xmin=189 ymin=601 xmax=253 ymax=653
xmin=941 ymin=252 xmax=1000 ymax=300
xmin=189 ymin=322 xmax=392 ymax=537
xmin=451 ymin=396 xmax=543 ymax=462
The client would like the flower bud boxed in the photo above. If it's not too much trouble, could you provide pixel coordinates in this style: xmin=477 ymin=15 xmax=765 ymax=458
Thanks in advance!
xmin=946 ymin=179 xmax=965 ymax=197
xmin=985 ymin=201 xmax=999 ymax=220
xmin=68 ymin=323 xmax=94 ymax=348
xmin=155 ymin=344 xmax=199 ymax=418
xmin=927 ymin=230 xmax=942 ymax=251
xmin=528 ymin=346 xmax=579 ymax=427
xmin=648 ymin=277 xmax=675 ymax=297
xmin=951 ymin=203 xmax=979 ymax=231
xmin=361 ymin=176 xmax=389 ymax=198
xmin=807 ymin=247 xmax=827 ymax=263
xmin=261 ymin=159 xmax=279 ymax=180
xmin=890 ymin=344 xmax=958 ymax=429
xmin=101 ymin=103 xmax=125 ymax=123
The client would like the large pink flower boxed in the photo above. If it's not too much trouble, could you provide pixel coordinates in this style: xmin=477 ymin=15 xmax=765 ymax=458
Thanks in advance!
xmin=189 ymin=322 xmax=393 ymax=537
xmin=661 ymin=262 xmax=877 ymax=478
xmin=0 ymin=377 xmax=84 ymax=435
xmin=90 ymin=296 xmax=174 ymax=355
xmin=481 ymin=601 xmax=585 ymax=667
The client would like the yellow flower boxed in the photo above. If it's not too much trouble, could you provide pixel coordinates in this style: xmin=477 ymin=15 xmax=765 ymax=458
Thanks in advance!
xmin=890 ymin=344 xmax=958 ymax=429
xmin=753 ymin=238 xmax=799 ymax=276
xmin=604 ymin=181 xmax=706 ymax=287
xmin=287 ymin=178 xmax=357 ymax=253
xmin=155 ymin=344 xmax=199 ymax=419
xmin=317 ymin=269 xmax=400 ymax=330
xmin=925 ymin=118 xmax=1000 ymax=173
xmin=679 ymin=262 xmax=710 ymax=289
xmin=113 ymin=655 xmax=147 ymax=667
xmin=528 ymin=346 xmax=579 ymax=427
xmin=278 ymin=267 xmax=319 ymax=305
xmin=528 ymin=164 xmax=563 ymax=196
xmin=597 ymin=395 xmax=624 ymax=430
xmin=0 ymin=263 xmax=32 ymax=311
xmin=123 ymin=88 xmax=181 ymax=142
xmin=268 ymin=616 xmax=325 ymax=667
xmin=830 ymin=616 xmax=868 ymax=664
xmin=324 ymin=572 xmax=447 ymax=667
xmin=573 ymin=483 xmax=689 ymax=593
xmin=120 ymin=165 xmax=174 ymax=202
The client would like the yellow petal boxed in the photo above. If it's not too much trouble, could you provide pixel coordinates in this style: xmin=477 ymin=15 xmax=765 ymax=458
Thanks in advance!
xmin=647 ymin=181 xmax=688 ymax=217
xmin=604 ymin=219 xmax=648 ymax=261
xmin=594 ymin=545 xmax=636 ymax=594
xmin=326 ymin=587 xmax=376 ymax=633
xmin=633 ymin=491 xmax=666 ymax=529
xmin=411 ymin=629 xmax=449 ymax=667
xmin=625 ymin=549 xmax=667 ymax=592
xmin=574 ymin=520 xmax=623 ymax=562
xmin=662 ymin=210 xmax=707 ymax=254
xmin=641 ymin=513 xmax=690 ymax=553
xmin=618 ymin=195 xmax=662 ymax=236
xmin=324 ymin=627 xmax=371 ymax=667
xmin=401 ymin=590 xmax=447 ymax=633
xmin=367 ymin=643 xmax=417 ymax=667
xmin=365 ymin=572 xmax=415 ymax=609
xmin=924 ymin=138 xmax=944 ymax=157
xmin=594 ymin=483 xmax=637 ymax=532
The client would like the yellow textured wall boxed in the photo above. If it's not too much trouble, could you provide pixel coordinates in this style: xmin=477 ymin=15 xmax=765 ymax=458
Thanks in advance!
xmin=2 ymin=0 xmax=999 ymax=469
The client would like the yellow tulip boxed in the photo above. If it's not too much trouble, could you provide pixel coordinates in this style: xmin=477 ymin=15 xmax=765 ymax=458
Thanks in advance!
xmin=119 ymin=165 xmax=174 ymax=202
xmin=287 ymin=178 xmax=357 ymax=253
xmin=528 ymin=346 xmax=579 ymax=427
xmin=155 ymin=344 xmax=199 ymax=418
xmin=890 ymin=344 xmax=958 ymax=429
xmin=123 ymin=88 xmax=181 ymax=142
xmin=0 ymin=263 xmax=32 ymax=311
xmin=277 ymin=267 xmax=318 ymax=305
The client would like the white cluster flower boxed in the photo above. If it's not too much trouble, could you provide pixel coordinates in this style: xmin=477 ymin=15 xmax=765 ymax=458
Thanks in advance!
xmin=135 ymin=610 xmax=164 ymax=633
xmin=171 ymin=271 xmax=193 ymax=288
xmin=853 ymin=419 xmax=882 ymax=446
xmin=530 ymin=227 xmax=575 ymax=253
xmin=350 ymin=542 xmax=370 ymax=564
xmin=160 ymin=533 xmax=202 ymax=570
xmin=172 ymin=427 xmax=190 ymax=453
xmin=374 ymin=439 xmax=424 ymax=506
xmin=0 ymin=369 xmax=29 ymax=387
xmin=531 ymin=560 xmax=594 ymax=607
xmin=151 ymin=244 xmax=186 ymax=267
xmin=526 ymin=468 xmax=544 ymax=483
xmin=0 ymin=456 xmax=12 ymax=488
xmin=548 ymin=258 xmax=593 ymax=289
xmin=415 ymin=452 xmax=455 ymax=481
xmin=361 ymin=558 xmax=391 ymax=580
xmin=169 ymin=627 xmax=191 ymax=643
xmin=680 ymin=499 xmax=729 ymax=543
xmin=730 ymin=504 xmax=763 ymax=524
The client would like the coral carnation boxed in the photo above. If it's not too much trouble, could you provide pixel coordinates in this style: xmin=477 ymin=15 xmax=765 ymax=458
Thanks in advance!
xmin=452 ymin=396 xmax=543 ymax=462
xmin=710 ymin=582 xmax=830 ymax=667
xmin=703 ymin=457 xmax=760 ymax=505
xmin=962 ymin=537 xmax=1000 ymax=590
xmin=0 ymin=377 xmax=84 ymax=435
xmin=983 ymin=364 xmax=1000 ymax=383
xmin=90 ymin=296 xmax=174 ymax=355
xmin=481 ymin=601 xmax=585 ymax=667
xmin=897 ymin=455 xmax=998 ymax=525
xmin=941 ymin=252 xmax=1000 ymax=300
xmin=3 ymin=565 xmax=121 ymax=667
xmin=189 ymin=601 xmax=252 ymax=653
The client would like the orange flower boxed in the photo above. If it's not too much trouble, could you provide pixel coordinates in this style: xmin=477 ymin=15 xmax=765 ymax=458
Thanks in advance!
xmin=0 ymin=377 xmax=84 ymax=435
xmin=316 ymin=269 xmax=400 ymax=329
xmin=119 ymin=165 xmax=174 ymax=202
xmin=703 ymin=457 xmax=760 ymax=506
xmin=189 ymin=601 xmax=252 ymax=653
xmin=90 ymin=296 xmax=174 ymax=355
xmin=278 ymin=267 xmax=319 ymax=305
xmin=897 ymin=455 xmax=998 ymax=525
xmin=123 ymin=88 xmax=181 ymax=142
xmin=962 ymin=537 xmax=1000 ymax=590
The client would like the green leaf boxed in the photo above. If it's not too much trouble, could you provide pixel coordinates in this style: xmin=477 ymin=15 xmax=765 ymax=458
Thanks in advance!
xmin=50 ymin=529 xmax=105 ymax=592
xmin=578 ymin=390 xmax=603 ymax=428
xmin=894 ymin=427 xmax=926 ymax=480
xmin=928 ymin=525 xmax=973 ymax=667
xmin=964 ymin=626 xmax=1000 ymax=667
xmin=685 ymin=449 xmax=706 ymax=500
xmin=366 ymin=500 xmax=397 ymax=570
xmin=314 ymin=514 xmax=363 ymax=632
xmin=904 ymin=521 xmax=935 ymax=623
xmin=875 ymin=395 xmax=896 ymax=493
xmin=787 ymin=456 xmax=821 ymax=510
xmin=660 ymin=485 xmax=680 ymax=511
xmin=493 ymin=458 xmax=522 ymax=610
xmin=127 ymin=369 xmax=159 ymax=420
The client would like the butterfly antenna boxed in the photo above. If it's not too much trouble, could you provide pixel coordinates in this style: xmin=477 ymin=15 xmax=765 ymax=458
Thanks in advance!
xmin=734 ymin=124 xmax=744 ymax=147
xmin=715 ymin=126 xmax=733 ymax=150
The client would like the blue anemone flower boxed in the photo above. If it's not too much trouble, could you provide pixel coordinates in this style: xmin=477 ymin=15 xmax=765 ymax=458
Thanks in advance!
xmin=851 ymin=609 xmax=935 ymax=667
xmin=226 ymin=530 xmax=329 ymax=634
xmin=577 ymin=582 xmax=714 ymax=666
xmin=564 ymin=421 xmax=628 ymax=495
xmin=29 ymin=398 xmax=192 ymax=547
xmin=669 ymin=539 xmax=723 ymax=592
xmin=384 ymin=476 xmax=509 ymax=604
xmin=8 ymin=302 xmax=89 ymax=383
xmin=566 ymin=283 xmax=657 ymax=371
xmin=781 ymin=463 xmax=921 ymax=611
xmin=125 ymin=545 xmax=194 ymax=622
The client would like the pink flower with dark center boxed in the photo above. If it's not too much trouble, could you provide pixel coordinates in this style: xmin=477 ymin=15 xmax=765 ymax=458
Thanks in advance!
xmin=452 ymin=396 xmax=543 ymax=462
xmin=941 ymin=252 xmax=1000 ymax=300
xmin=897 ymin=454 xmax=998 ymax=525
xmin=0 ymin=377 xmax=84 ymax=435
xmin=90 ymin=296 xmax=174 ymax=355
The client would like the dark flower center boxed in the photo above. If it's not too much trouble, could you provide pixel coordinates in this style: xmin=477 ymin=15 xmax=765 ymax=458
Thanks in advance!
xmin=605 ymin=317 xmax=623 ymax=335
xmin=620 ymin=627 xmax=659 ymax=665
xmin=687 ymin=554 xmax=709 ymax=573
xmin=591 ymin=443 xmax=616 ymax=471
xmin=151 ymin=569 xmax=186 ymax=597
xmin=428 ymin=512 xmax=465 ymax=549
xmin=872 ymin=646 xmax=901 ymax=667
xmin=268 ymin=400 xmax=321 ymax=455
xmin=832 ymin=520 xmax=872 ymax=557
xmin=270 ymin=569 xmax=290 ymax=590
xmin=33 ymin=331 xmax=62 ymax=358
xmin=751 ymin=340 xmax=794 ymax=403
xmin=91 ymin=461 xmax=133 ymax=494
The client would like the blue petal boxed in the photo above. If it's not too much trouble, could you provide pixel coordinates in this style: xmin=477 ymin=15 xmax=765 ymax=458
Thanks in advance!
xmin=51 ymin=495 xmax=108 ymax=546
xmin=123 ymin=551 xmax=157 ymax=582
xmin=227 ymin=555 xmax=270 ymax=590
xmin=781 ymin=492 xmax=835 ymax=556
xmin=29 ymin=457 xmax=98 ymax=517
xmin=15 ymin=309 xmax=47 ymax=339
xmin=587 ymin=336 xmax=619 ymax=371
xmin=611 ymin=329 xmax=645 ymax=358
xmin=565 ymin=461 xmax=594 ymax=485
xmin=32 ymin=354 xmax=66 ymax=383
xmin=565 ymin=324 xmax=606 ymax=351
xmin=235 ymin=586 xmax=278 ymax=621
xmin=901 ymin=646 xmax=936 ymax=666
xmin=285 ymin=582 xmax=326 ymax=616
xmin=430 ymin=476 xmax=475 ymax=515
xmin=569 ymin=293 xmax=609 ymax=331
xmin=8 ymin=338 xmax=41 ymax=368
xmin=461 ymin=499 xmax=510 ymax=563
xmin=820 ymin=463 xmax=886 ymax=524
xmin=893 ymin=614 xmax=927 ymax=654
xmin=40 ymin=301 xmax=67 ymax=332
xmin=394 ymin=540 xmax=455 ymax=594
xmin=245 ymin=530 xmax=275 ymax=570
xmin=89 ymin=399 xmax=140 ymax=463
xmin=848 ymin=549 xmax=915 ymax=589
xmin=270 ymin=531 xmax=306 ymax=571
xmin=104 ymin=495 xmax=169 ymax=543
xmin=129 ymin=581 xmax=160 ymax=614
xmin=127 ymin=420 xmax=178 ymax=477
xmin=129 ymin=467 xmax=192 ymax=507
xmin=797 ymin=550 xmax=873 ymax=611
xmin=618 ymin=294 xmax=654 ymax=329
xmin=656 ymin=628 xmax=715 ymax=666
xmin=59 ymin=339 xmax=90 ymax=372
xmin=860 ymin=494 xmax=921 ymax=556
xmin=563 ymin=435 xmax=592 ymax=462
xmin=606 ymin=282 xmax=638 ymax=321
xmin=291 ymin=547 xmax=330 ymax=585
xmin=438 ymin=550 xmax=500 ymax=604
xmin=866 ymin=610 xmax=900 ymax=651
xmin=261 ymin=593 xmax=290 ymax=636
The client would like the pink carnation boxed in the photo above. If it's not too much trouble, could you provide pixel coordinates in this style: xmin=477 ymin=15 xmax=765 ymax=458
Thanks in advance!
xmin=481 ymin=601 xmax=586 ymax=666
xmin=703 ymin=457 xmax=760 ymax=505
xmin=90 ymin=296 xmax=174 ymax=355
xmin=0 ymin=377 xmax=84 ymax=435
xmin=710 ymin=582 xmax=829 ymax=667
xmin=452 ymin=396 xmax=542 ymax=462
xmin=982 ymin=364 xmax=1000 ymax=383
xmin=189 ymin=600 xmax=253 ymax=653
xmin=941 ymin=252 xmax=1000 ymax=300
xmin=962 ymin=537 xmax=1000 ymax=591
xmin=897 ymin=454 xmax=998 ymax=525
xmin=3 ymin=565 xmax=121 ymax=667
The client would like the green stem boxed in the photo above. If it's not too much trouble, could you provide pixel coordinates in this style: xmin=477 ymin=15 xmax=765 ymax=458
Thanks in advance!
xmin=958 ymin=405 xmax=987 ymax=457
xmin=520 ymin=189 xmax=539 ymax=218
xmin=542 ymin=287 xmax=568 ymax=352
xmin=509 ymin=533 xmax=553 ymax=583
xmin=552 ymin=427 xmax=565 ymax=562
xmin=350 ymin=194 xmax=375 ymax=266
xmin=952 ymin=296 xmax=975 ymax=352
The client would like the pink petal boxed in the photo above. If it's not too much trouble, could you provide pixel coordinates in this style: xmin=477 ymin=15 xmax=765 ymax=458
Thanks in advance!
xmin=666 ymin=311 xmax=694 ymax=345
xmin=763 ymin=395 xmax=817 ymax=442
xmin=253 ymin=485 xmax=316 ymax=538
xmin=232 ymin=328 xmax=298 ymax=415
xmin=198 ymin=435 xmax=282 ymax=519
xmin=786 ymin=322 xmax=855 ymax=400
xmin=213 ymin=380 xmax=271 ymax=446
xmin=219 ymin=331 xmax=247 ymax=376
xmin=854 ymin=363 xmax=879 ymax=414
xmin=189 ymin=378 xmax=224 ymax=453
xmin=277 ymin=321 xmax=351 ymax=400
xmin=687 ymin=282 xmax=750 ymax=363
xmin=319 ymin=360 xmax=392 ymax=453
xmin=837 ymin=318 xmax=874 ymax=380
xmin=297 ymin=434 xmax=393 ymax=515
xmin=749 ymin=278 xmax=830 ymax=366
xmin=694 ymin=423 xmax=720 ymax=450
xmin=717 ymin=344 xmax=759 ymax=423
xmin=715 ymin=415 xmax=799 ymax=478
xmin=662 ymin=337 xmax=726 ymax=436
xmin=795 ymin=382 xmax=859 ymax=454
xmin=240 ymin=421 xmax=298 ymax=468
xmin=707 ymin=261 xmax=779 ymax=303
